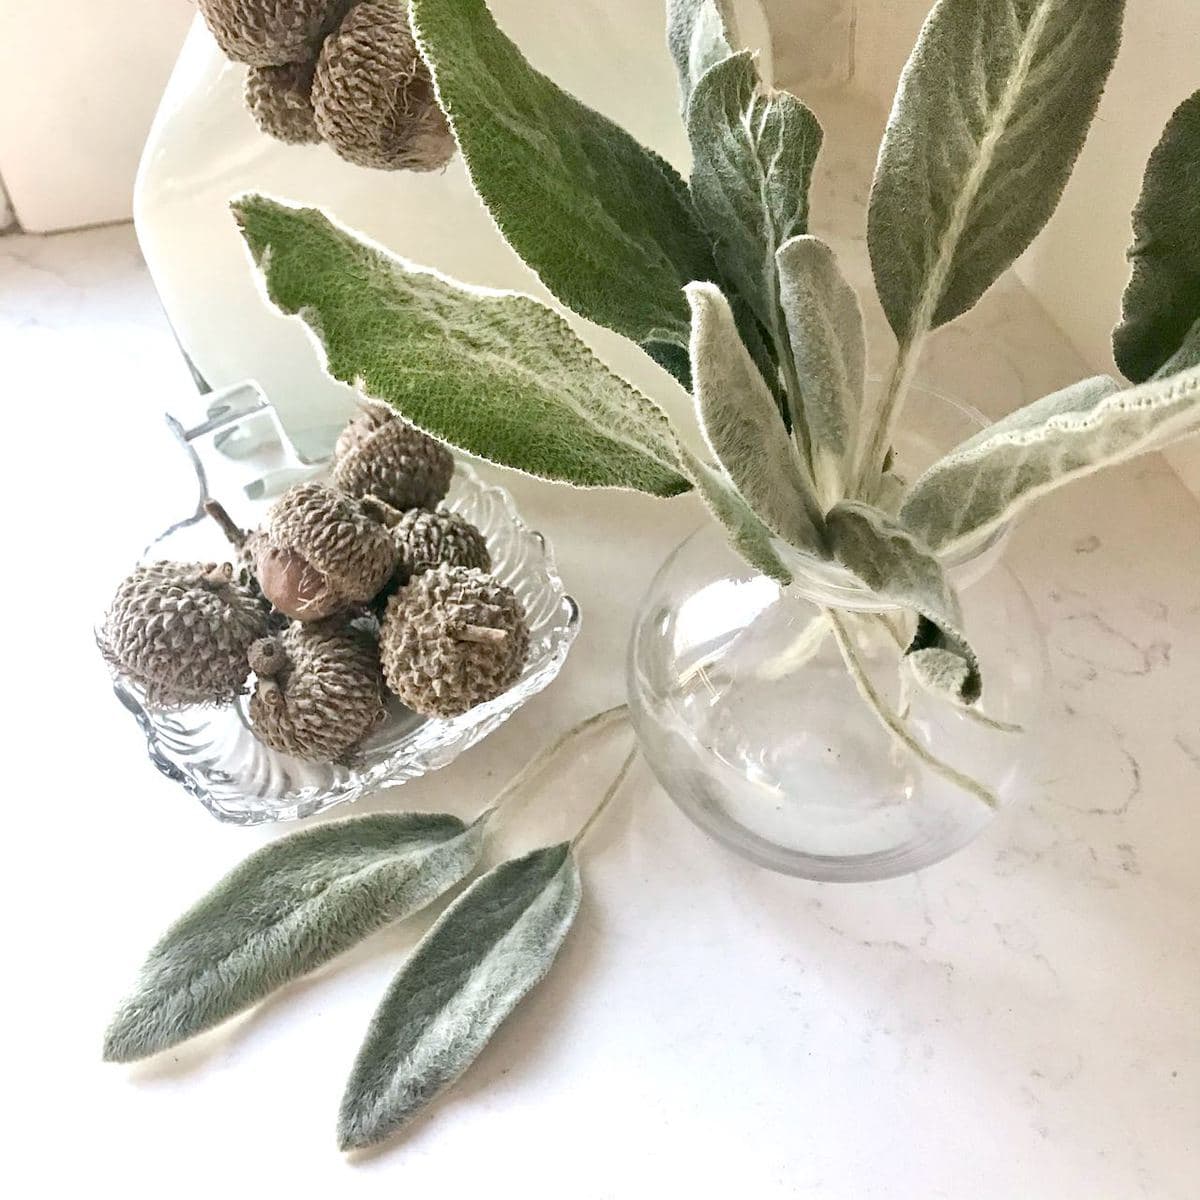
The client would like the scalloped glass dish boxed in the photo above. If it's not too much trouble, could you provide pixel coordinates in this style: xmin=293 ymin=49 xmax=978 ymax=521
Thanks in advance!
xmin=103 ymin=385 xmax=579 ymax=825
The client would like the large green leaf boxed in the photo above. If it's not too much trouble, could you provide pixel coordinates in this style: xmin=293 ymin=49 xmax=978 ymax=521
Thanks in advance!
xmin=776 ymin=235 xmax=866 ymax=503
xmin=827 ymin=501 xmax=980 ymax=703
xmin=103 ymin=813 xmax=488 ymax=1063
xmin=409 ymin=0 xmax=718 ymax=384
xmin=667 ymin=0 xmax=740 ymax=111
xmin=1114 ymin=89 xmax=1200 ymax=383
xmin=899 ymin=368 xmax=1200 ymax=554
xmin=687 ymin=51 xmax=823 ymax=348
xmin=1156 ymin=318 xmax=1200 ymax=379
xmin=868 ymin=0 xmax=1125 ymax=346
xmin=687 ymin=282 xmax=826 ymax=556
xmin=338 ymin=843 xmax=580 ymax=1150
xmin=234 ymin=197 xmax=691 ymax=497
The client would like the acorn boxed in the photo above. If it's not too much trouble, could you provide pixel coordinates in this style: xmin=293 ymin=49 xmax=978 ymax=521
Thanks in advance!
xmin=245 ymin=482 xmax=397 ymax=621
xmin=98 ymin=561 xmax=270 ymax=709
xmin=247 ymin=619 xmax=385 ymax=762
xmin=392 ymin=507 xmax=491 ymax=581
xmin=245 ymin=62 xmax=321 ymax=144
xmin=380 ymin=565 xmax=530 ymax=718
xmin=331 ymin=405 xmax=454 ymax=512
xmin=311 ymin=1 xmax=456 ymax=172
xmin=196 ymin=0 xmax=344 ymax=67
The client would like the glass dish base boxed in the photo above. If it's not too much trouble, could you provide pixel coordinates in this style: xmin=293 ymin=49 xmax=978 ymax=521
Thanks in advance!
xmin=104 ymin=382 xmax=579 ymax=825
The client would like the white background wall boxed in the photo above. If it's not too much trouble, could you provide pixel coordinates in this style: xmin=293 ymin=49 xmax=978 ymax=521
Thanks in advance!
xmin=0 ymin=0 xmax=193 ymax=232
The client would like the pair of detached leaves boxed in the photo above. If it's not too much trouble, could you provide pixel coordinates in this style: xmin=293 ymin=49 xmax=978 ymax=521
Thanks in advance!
xmin=104 ymin=811 xmax=581 ymax=1152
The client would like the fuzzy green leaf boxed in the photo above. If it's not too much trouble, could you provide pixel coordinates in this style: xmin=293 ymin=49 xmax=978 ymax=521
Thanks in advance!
xmin=827 ymin=501 xmax=980 ymax=703
xmin=103 ymin=813 xmax=489 ymax=1063
xmin=869 ymin=0 xmax=1125 ymax=345
xmin=338 ymin=843 xmax=580 ymax=1151
xmin=1114 ymin=89 xmax=1200 ymax=383
xmin=899 ymin=368 xmax=1200 ymax=554
xmin=409 ymin=0 xmax=718 ymax=384
xmin=679 ymin=450 xmax=795 ymax=584
xmin=776 ymin=235 xmax=867 ymax=502
xmin=667 ymin=0 xmax=740 ymax=110
xmin=1155 ymin=318 xmax=1200 ymax=379
xmin=234 ymin=197 xmax=691 ymax=497
xmin=687 ymin=51 xmax=823 ymax=343
xmin=687 ymin=282 xmax=825 ymax=557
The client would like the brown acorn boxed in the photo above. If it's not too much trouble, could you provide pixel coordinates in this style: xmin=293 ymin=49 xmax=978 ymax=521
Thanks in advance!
xmin=245 ymin=61 xmax=321 ymax=144
xmin=331 ymin=405 xmax=454 ymax=512
xmin=380 ymin=565 xmax=529 ymax=718
xmin=244 ymin=482 xmax=397 ymax=621
xmin=311 ymin=1 xmax=456 ymax=172
xmin=99 ymin=561 xmax=270 ymax=709
xmin=196 ymin=0 xmax=345 ymax=67
xmin=247 ymin=619 xmax=384 ymax=761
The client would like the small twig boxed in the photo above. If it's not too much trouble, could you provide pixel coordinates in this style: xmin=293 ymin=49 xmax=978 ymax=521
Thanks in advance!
xmin=453 ymin=624 xmax=508 ymax=645
xmin=571 ymin=741 xmax=639 ymax=850
xmin=826 ymin=609 xmax=998 ymax=809
xmin=204 ymin=499 xmax=247 ymax=550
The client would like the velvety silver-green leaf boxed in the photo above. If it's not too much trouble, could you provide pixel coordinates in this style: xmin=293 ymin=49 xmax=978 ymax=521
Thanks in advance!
xmin=899 ymin=368 xmax=1200 ymax=554
xmin=409 ymin=0 xmax=717 ymax=384
xmin=687 ymin=52 xmax=823 ymax=342
xmin=868 ymin=0 xmax=1125 ymax=344
xmin=234 ymin=197 xmax=691 ymax=497
xmin=679 ymin=448 xmax=794 ymax=584
xmin=1155 ymin=318 xmax=1200 ymax=379
xmin=667 ymin=0 xmax=741 ymax=111
xmin=103 ymin=812 xmax=489 ymax=1063
xmin=1114 ymin=89 xmax=1200 ymax=383
xmin=338 ymin=843 xmax=580 ymax=1150
xmin=687 ymin=282 xmax=826 ymax=556
xmin=827 ymin=501 xmax=980 ymax=703
xmin=776 ymin=235 xmax=867 ymax=502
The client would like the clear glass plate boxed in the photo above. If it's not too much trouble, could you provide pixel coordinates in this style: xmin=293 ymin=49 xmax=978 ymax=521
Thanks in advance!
xmin=103 ymin=384 xmax=579 ymax=825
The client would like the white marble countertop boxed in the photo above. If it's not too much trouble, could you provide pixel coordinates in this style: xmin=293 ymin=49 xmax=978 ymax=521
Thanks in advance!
xmin=4 ymin=86 xmax=1199 ymax=1197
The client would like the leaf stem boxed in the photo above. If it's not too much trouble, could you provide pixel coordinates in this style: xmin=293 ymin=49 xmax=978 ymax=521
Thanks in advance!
xmin=826 ymin=609 xmax=998 ymax=809
xmin=571 ymin=742 xmax=640 ymax=850
xmin=853 ymin=336 xmax=922 ymax=498
xmin=485 ymin=704 xmax=630 ymax=820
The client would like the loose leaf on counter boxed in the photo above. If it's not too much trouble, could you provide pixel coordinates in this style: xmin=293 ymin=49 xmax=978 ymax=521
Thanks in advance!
xmin=409 ymin=0 xmax=718 ymax=385
xmin=899 ymin=367 xmax=1200 ymax=555
xmin=687 ymin=282 xmax=826 ymax=557
xmin=103 ymin=813 xmax=490 ymax=1063
xmin=687 ymin=52 xmax=823 ymax=342
xmin=776 ymin=235 xmax=867 ymax=502
xmin=868 ymin=0 xmax=1125 ymax=346
xmin=234 ymin=197 xmax=691 ymax=498
xmin=1114 ymin=89 xmax=1200 ymax=383
xmin=338 ymin=843 xmax=581 ymax=1151
xmin=667 ymin=0 xmax=739 ymax=110
xmin=827 ymin=501 xmax=981 ymax=703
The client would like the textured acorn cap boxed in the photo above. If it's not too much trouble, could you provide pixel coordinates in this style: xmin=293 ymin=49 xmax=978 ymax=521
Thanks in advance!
xmin=245 ymin=61 xmax=321 ymax=143
xmin=249 ymin=481 xmax=397 ymax=621
xmin=392 ymin=507 xmax=491 ymax=580
xmin=331 ymin=405 xmax=454 ymax=511
xmin=247 ymin=619 xmax=384 ymax=761
xmin=197 ymin=0 xmax=343 ymax=67
xmin=380 ymin=565 xmax=529 ymax=718
xmin=311 ymin=1 xmax=456 ymax=172
xmin=99 ymin=561 xmax=270 ymax=709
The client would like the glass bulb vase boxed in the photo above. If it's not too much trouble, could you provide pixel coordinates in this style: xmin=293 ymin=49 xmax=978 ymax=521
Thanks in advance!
xmin=627 ymin=391 xmax=1049 ymax=882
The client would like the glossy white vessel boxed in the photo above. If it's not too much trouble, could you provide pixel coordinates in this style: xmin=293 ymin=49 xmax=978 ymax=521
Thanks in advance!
xmin=134 ymin=1 xmax=772 ymax=459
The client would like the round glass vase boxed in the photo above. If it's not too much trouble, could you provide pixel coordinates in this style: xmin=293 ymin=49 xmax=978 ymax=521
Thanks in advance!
xmin=627 ymin=390 xmax=1049 ymax=882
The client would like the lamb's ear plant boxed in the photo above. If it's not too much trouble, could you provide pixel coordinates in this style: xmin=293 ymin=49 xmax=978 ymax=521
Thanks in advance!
xmin=234 ymin=0 xmax=1200 ymax=807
